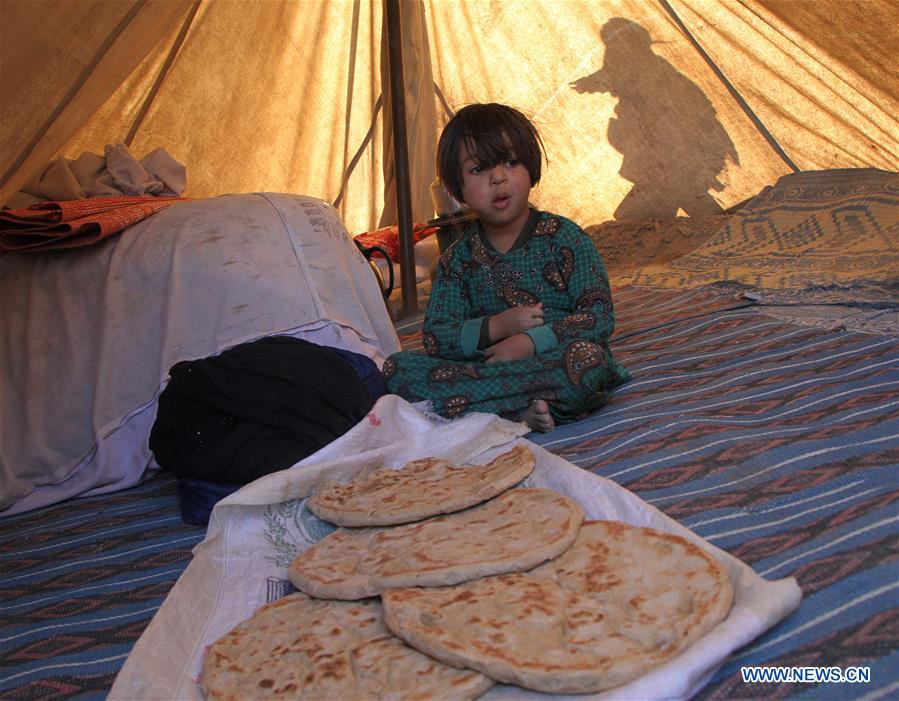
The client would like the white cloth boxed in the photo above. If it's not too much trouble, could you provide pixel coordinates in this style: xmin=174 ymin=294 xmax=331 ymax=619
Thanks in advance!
xmin=8 ymin=144 xmax=187 ymax=208
xmin=109 ymin=396 xmax=801 ymax=701
xmin=0 ymin=193 xmax=400 ymax=514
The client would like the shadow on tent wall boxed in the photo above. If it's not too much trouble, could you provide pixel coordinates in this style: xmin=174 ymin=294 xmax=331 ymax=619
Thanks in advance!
xmin=572 ymin=17 xmax=739 ymax=221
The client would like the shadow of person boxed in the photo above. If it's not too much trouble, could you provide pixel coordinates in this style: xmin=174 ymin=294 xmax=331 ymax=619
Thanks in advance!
xmin=572 ymin=18 xmax=738 ymax=220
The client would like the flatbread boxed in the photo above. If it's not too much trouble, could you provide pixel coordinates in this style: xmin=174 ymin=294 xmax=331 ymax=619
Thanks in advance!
xmin=289 ymin=488 xmax=585 ymax=600
xmin=201 ymin=592 xmax=493 ymax=701
xmin=307 ymin=444 xmax=536 ymax=526
xmin=382 ymin=520 xmax=734 ymax=694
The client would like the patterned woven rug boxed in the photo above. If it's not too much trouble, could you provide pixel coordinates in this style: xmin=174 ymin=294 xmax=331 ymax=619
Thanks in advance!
xmin=532 ymin=294 xmax=899 ymax=700
xmin=1 ymin=286 xmax=896 ymax=701
xmin=615 ymin=169 xmax=899 ymax=290
xmin=397 ymin=285 xmax=899 ymax=700
xmin=0 ymin=477 xmax=204 ymax=700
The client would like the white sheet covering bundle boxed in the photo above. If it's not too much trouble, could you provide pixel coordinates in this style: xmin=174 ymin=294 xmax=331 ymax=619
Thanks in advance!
xmin=0 ymin=193 xmax=400 ymax=514
xmin=109 ymin=396 xmax=801 ymax=701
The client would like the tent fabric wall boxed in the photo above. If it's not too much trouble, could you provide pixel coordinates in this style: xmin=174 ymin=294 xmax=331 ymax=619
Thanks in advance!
xmin=1 ymin=0 xmax=391 ymax=235
xmin=1 ymin=0 xmax=897 ymax=235
xmin=677 ymin=0 xmax=899 ymax=171
xmin=0 ymin=1 xmax=193 ymax=208
xmin=423 ymin=0 xmax=898 ymax=225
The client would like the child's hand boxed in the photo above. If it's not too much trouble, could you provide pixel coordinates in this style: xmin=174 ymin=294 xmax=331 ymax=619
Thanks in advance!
xmin=484 ymin=333 xmax=536 ymax=364
xmin=489 ymin=304 xmax=544 ymax=341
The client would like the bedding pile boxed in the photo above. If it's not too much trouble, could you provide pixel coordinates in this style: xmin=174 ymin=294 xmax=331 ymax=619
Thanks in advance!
xmin=0 ymin=193 xmax=399 ymax=516
xmin=585 ymin=213 xmax=728 ymax=273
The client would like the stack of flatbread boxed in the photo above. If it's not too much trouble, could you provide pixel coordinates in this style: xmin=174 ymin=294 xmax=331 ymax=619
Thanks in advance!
xmin=201 ymin=443 xmax=734 ymax=700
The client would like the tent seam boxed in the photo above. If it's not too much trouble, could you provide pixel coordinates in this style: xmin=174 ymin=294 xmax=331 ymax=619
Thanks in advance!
xmin=124 ymin=0 xmax=203 ymax=146
xmin=0 ymin=1 xmax=149 ymax=189
xmin=657 ymin=0 xmax=800 ymax=173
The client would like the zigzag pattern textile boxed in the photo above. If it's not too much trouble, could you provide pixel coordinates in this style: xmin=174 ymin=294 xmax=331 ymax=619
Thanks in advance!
xmin=533 ymin=286 xmax=899 ymax=701
xmin=618 ymin=169 xmax=899 ymax=291
xmin=1 ymin=284 xmax=896 ymax=700
xmin=0 ymin=479 xmax=204 ymax=700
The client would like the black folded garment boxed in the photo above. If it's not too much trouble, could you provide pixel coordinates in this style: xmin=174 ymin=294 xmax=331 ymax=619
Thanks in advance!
xmin=150 ymin=336 xmax=379 ymax=485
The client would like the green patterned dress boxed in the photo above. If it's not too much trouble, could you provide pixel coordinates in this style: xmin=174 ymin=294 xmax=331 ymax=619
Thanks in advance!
xmin=382 ymin=210 xmax=630 ymax=423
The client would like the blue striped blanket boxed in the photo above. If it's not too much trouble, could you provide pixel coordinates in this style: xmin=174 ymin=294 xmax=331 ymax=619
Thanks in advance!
xmin=538 ymin=286 xmax=899 ymax=700
xmin=1 ymin=285 xmax=896 ymax=700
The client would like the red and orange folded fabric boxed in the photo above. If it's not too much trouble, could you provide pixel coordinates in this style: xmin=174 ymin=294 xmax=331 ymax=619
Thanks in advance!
xmin=354 ymin=222 xmax=438 ymax=260
xmin=0 ymin=195 xmax=189 ymax=254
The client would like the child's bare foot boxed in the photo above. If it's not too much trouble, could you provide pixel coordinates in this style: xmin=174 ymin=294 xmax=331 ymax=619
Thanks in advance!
xmin=520 ymin=399 xmax=555 ymax=433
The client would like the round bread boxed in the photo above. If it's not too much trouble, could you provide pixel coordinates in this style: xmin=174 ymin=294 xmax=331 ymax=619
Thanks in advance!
xmin=201 ymin=592 xmax=494 ymax=701
xmin=307 ymin=444 xmax=536 ymax=527
xmin=382 ymin=520 xmax=734 ymax=694
xmin=289 ymin=488 xmax=585 ymax=600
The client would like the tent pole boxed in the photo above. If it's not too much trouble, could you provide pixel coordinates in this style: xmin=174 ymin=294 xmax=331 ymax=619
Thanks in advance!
xmin=384 ymin=0 xmax=418 ymax=317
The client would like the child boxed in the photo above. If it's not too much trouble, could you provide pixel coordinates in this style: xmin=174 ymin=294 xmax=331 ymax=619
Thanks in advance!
xmin=382 ymin=103 xmax=629 ymax=432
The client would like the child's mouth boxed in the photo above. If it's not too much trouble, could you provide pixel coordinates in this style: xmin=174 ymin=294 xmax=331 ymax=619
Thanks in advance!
xmin=492 ymin=194 xmax=511 ymax=209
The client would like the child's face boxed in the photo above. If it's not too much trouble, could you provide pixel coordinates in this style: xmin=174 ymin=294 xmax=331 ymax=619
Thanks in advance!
xmin=458 ymin=139 xmax=532 ymax=238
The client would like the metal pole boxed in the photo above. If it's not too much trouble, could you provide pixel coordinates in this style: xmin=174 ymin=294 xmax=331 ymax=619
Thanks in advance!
xmin=384 ymin=0 xmax=418 ymax=316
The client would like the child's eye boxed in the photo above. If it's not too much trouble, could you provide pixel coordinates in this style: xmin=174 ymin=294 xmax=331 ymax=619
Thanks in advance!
xmin=470 ymin=165 xmax=483 ymax=174
xmin=507 ymin=158 xmax=518 ymax=166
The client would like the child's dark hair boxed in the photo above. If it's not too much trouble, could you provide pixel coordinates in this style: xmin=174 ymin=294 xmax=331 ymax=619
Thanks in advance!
xmin=437 ymin=103 xmax=545 ymax=203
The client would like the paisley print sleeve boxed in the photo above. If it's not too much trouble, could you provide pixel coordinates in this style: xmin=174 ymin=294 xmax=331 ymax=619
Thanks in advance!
xmin=553 ymin=220 xmax=616 ymax=345
xmin=421 ymin=238 xmax=484 ymax=360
